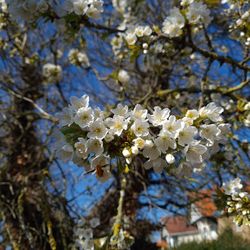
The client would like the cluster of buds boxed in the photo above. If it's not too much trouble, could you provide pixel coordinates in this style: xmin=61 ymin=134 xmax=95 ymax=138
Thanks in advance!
xmin=55 ymin=94 xmax=230 ymax=182
xmin=223 ymin=178 xmax=250 ymax=226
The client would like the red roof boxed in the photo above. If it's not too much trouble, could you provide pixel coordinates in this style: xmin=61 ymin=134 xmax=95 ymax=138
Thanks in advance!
xmin=164 ymin=216 xmax=198 ymax=235
xmin=189 ymin=189 xmax=217 ymax=217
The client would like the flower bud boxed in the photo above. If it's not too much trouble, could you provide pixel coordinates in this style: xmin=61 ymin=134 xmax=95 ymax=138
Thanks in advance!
xmin=122 ymin=148 xmax=131 ymax=158
xmin=145 ymin=140 xmax=153 ymax=148
xmin=166 ymin=154 xmax=175 ymax=164
xmin=118 ymin=69 xmax=130 ymax=84
xmin=142 ymin=43 xmax=148 ymax=49
xmin=131 ymin=146 xmax=139 ymax=155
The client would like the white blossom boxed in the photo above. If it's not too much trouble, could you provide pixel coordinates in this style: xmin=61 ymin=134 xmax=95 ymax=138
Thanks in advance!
xmin=223 ymin=178 xmax=243 ymax=196
xmin=200 ymin=124 xmax=221 ymax=146
xmin=58 ymin=144 xmax=74 ymax=162
xmin=143 ymin=26 xmax=153 ymax=36
xmin=183 ymin=109 xmax=199 ymax=125
xmin=144 ymin=158 xmax=166 ymax=173
xmin=148 ymin=106 xmax=170 ymax=126
xmin=111 ymin=103 xmax=128 ymax=117
xmin=70 ymin=95 xmax=89 ymax=112
xmin=184 ymin=140 xmax=207 ymax=164
xmin=87 ymin=138 xmax=103 ymax=156
xmin=87 ymin=119 xmax=108 ymax=139
xmin=185 ymin=109 xmax=199 ymax=121
xmin=155 ymin=133 xmax=176 ymax=153
xmin=131 ymin=119 xmax=149 ymax=137
xmin=199 ymin=102 xmax=224 ymax=122
xmin=56 ymin=107 xmax=74 ymax=127
xmin=176 ymin=162 xmax=193 ymax=177
xmin=133 ymin=137 xmax=146 ymax=150
xmin=186 ymin=2 xmax=212 ymax=26
xmin=106 ymin=115 xmax=129 ymax=136
xmin=162 ymin=8 xmax=185 ymax=38
xmin=93 ymin=107 xmax=105 ymax=120
xmin=75 ymin=138 xmax=88 ymax=159
xmin=125 ymin=32 xmax=137 ymax=46
xmin=135 ymin=26 xmax=145 ymax=37
xmin=143 ymin=145 xmax=161 ymax=160
xmin=130 ymin=104 xmax=148 ymax=120
xmin=135 ymin=25 xmax=152 ymax=37
xmin=178 ymin=125 xmax=197 ymax=146
xmin=74 ymin=107 xmax=94 ymax=128
xmin=162 ymin=115 xmax=184 ymax=138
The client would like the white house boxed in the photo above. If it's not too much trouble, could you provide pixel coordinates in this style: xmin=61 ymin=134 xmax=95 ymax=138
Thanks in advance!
xmin=161 ymin=191 xmax=219 ymax=248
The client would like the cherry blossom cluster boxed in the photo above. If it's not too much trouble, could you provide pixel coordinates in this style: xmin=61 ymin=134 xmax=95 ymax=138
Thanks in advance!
xmin=113 ymin=1 xmax=212 ymax=56
xmin=55 ymin=94 xmax=230 ymax=182
xmin=42 ymin=63 xmax=62 ymax=83
xmin=162 ymin=1 xmax=211 ymax=38
xmin=223 ymin=178 xmax=250 ymax=226
xmin=125 ymin=26 xmax=152 ymax=46
xmin=64 ymin=0 xmax=104 ymax=19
